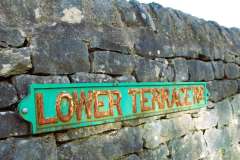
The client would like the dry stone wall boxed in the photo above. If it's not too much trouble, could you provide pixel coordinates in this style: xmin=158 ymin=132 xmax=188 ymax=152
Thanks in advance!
xmin=0 ymin=0 xmax=240 ymax=159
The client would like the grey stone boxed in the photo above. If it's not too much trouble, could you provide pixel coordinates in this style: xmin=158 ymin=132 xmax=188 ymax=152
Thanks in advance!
xmin=224 ymin=53 xmax=236 ymax=63
xmin=173 ymin=58 xmax=189 ymax=81
xmin=135 ymin=58 xmax=162 ymax=82
xmin=138 ymin=144 xmax=169 ymax=160
xmin=143 ymin=114 xmax=194 ymax=148
xmin=215 ymin=99 xmax=233 ymax=127
xmin=194 ymin=108 xmax=218 ymax=130
xmin=55 ymin=122 xmax=121 ymax=142
xmin=70 ymin=72 xmax=114 ymax=83
xmin=204 ymin=128 xmax=231 ymax=153
xmin=160 ymin=63 xmax=174 ymax=82
xmin=58 ymin=127 xmax=143 ymax=160
xmin=0 ymin=111 xmax=29 ymax=138
xmin=169 ymin=132 xmax=207 ymax=160
xmin=0 ymin=134 xmax=57 ymax=160
xmin=211 ymin=61 xmax=224 ymax=79
xmin=130 ymin=1 xmax=156 ymax=31
xmin=133 ymin=28 xmax=173 ymax=58
xmin=207 ymin=145 xmax=240 ymax=160
xmin=92 ymin=51 xmax=135 ymax=75
xmin=230 ymin=94 xmax=240 ymax=116
xmin=122 ymin=154 xmax=140 ymax=160
xmin=0 ymin=48 xmax=32 ymax=77
xmin=224 ymin=63 xmax=240 ymax=79
xmin=12 ymin=74 xmax=70 ymax=98
xmin=115 ymin=0 xmax=139 ymax=26
xmin=207 ymin=80 xmax=238 ymax=102
xmin=32 ymin=25 xmax=90 ymax=74
xmin=188 ymin=60 xmax=214 ymax=81
xmin=115 ymin=75 xmax=136 ymax=82
xmin=0 ymin=24 xmax=25 ymax=47
xmin=0 ymin=82 xmax=18 ymax=109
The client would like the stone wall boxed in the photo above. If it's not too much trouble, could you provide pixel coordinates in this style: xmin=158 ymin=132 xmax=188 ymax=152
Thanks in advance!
xmin=0 ymin=0 xmax=240 ymax=159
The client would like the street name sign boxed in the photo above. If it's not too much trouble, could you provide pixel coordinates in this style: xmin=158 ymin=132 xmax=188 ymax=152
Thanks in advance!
xmin=18 ymin=82 xmax=208 ymax=134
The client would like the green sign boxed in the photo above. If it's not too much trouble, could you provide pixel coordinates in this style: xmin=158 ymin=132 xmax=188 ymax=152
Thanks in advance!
xmin=18 ymin=82 xmax=208 ymax=134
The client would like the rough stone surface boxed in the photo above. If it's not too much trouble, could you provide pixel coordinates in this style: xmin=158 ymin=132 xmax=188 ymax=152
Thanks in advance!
xmin=92 ymin=51 xmax=135 ymax=75
xmin=0 ymin=134 xmax=57 ymax=160
xmin=138 ymin=144 xmax=169 ymax=160
xmin=70 ymin=72 xmax=114 ymax=83
xmin=194 ymin=108 xmax=218 ymax=130
xmin=32 ymin=25 xmax=90 ymax=74
xmin=12 ymin=74 xmax=70 ymax=98
xmin=58 ymin=127 xmax=143 ymax=160
xmin=211 ymin=61 xmax=225 ymax=79
xmin=188 ymin=60 xmax=214 ymax=81
xmin=0 ymin=24 xmax=25 ymax=47
xmin=215 ymin=99 xmax=233 ymax=127
xmin=173 ymin=58 xmax=189 ymax=81
xmin=207 ymin=80 xmax=238 ymax=102
xmin=143 ymin=114 xmax=194 ymax=148
xmin=135 ymin=58 xmax=162 ymax=82
xmin=0 ymin=82 xmax=18 ymax=109
xmin=224 ymin=63 xmax=240 ymax=79
xmin=115 ymin=75 xmax=136 ymax=82
xmin=122 ymin=154 xmax=141 ymax=160
xmin=0 ymin=111 xmax=29 ymax=138
xmin=55 ymin=122 xmax=122 ymax=142
xmin=204 ymin=128 xmax=232 ymax=153
xmin=0 ymin=48 xmax=32 ymax=77
xmin=169 ymin=132 xmax=207 ymax=160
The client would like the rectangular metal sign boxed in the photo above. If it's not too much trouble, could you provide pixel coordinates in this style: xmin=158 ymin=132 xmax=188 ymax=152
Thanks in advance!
xmin=18 ymin=82 xmax=208 ymax=134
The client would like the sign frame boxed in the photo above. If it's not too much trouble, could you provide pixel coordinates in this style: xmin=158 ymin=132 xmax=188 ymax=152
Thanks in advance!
xmin=18 ymin=82 xmax=208 ymax=134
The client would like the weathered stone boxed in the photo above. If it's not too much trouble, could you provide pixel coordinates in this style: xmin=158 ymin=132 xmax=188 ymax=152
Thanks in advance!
xmin=122 ymin=115 xmax=163 ymax=127
xmin=0 ymin=24 xmax=25 ymax=47
xmin=0 ymin=134 xmax=57 ymax=160
xmin=130 ymin=1 xmax=156 ymax=31
xmin=32 ymin=25 xmax=90 ymax=74
xmin=231 ymin=94 xmax=240 ymax=116
xmin=70 ymin=72 xmax=114 ymax=83
xmin=207 ymin=80 xmax=238 ymax=102
xmin=133 ymin=28 xmax=173 ymax=58
xmin=215 ymin=99 xmax=233 ymax=127
xmin=138 ymin=144 xmax=169 ymax=160
xmin=115 ymin=0 xmax=139 ymax=26
xmin=204 ymin=128 xmax=231 ymax=153
xmin=12 ymin=74 xmax=70 ymax=98
xmin=173 ymin=58 xmax=189 ymax=81
xmin=0 ymin=48 xmax=32 ymax=77
xmin=207 ymin=145 xmax=240 ymax=160
xmin=55 ymin=122 xmax=121 ymax=142
xmin=135 ymin=58 xmax=162 ymax=82
xmin=160 ymin=63 xmax=174 ymax=82
xmin=194 ymin=108 xmax=218 ymax=130
xmin=92 ymin=51 xmax=135 ymax=75
xmin=122 ymin=154 xmax=140 ymax=160
xmin=0 ymin=82 xmax=18 ymax=109
xmin=188 ymin=60 xmax=214 ymax=81
xmin=224 ymin=53 xmax=236 ymax=63
xmin=211 ymin=61 xmax=224 ymax=79
xmin=225 ymin=63 xmax=240 ymax=79
xmin=0 ymin=111 xmax=29 ymax=138
xmin=169 ymin=132 xmax=207 ymax=160
xmin=115 ymin=75 xmax=136 ymax=82
xmin=143 ymin=114 xmax=194 ymax=148
xmin=58 ymin=127 xmax=143 ymax=160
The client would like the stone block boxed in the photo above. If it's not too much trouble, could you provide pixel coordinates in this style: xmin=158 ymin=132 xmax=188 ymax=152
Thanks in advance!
xmin=211 ymin=61 xmax=224 ymax=79
xmin=188 ymin=60 xmax=214 ymax=81
xmin=0 ymin=134 xmax=57 ymax=160
xmin=173 ymin=58 xmax=189 ymax=81
xmin=12 ymin=74 xmax=70 ymax=98
xmin=58 ymin=127 xmax=143 ymax=160
xmin=70 ymin=72 xmax=114 ymax=83
xmin=0 ymin=48 xmax=32 ymax=77
xmin=0 ymin=82 xmax=18 ymax=109
xmin=225 ymin=63 xmax=240 ymax=79
xmin=92 ymin=51 xmax=135 ymax=75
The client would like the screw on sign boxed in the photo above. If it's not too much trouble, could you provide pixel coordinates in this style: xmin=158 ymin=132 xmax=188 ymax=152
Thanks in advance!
xmin=18 ymin=82 xmax=208 ymax=134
